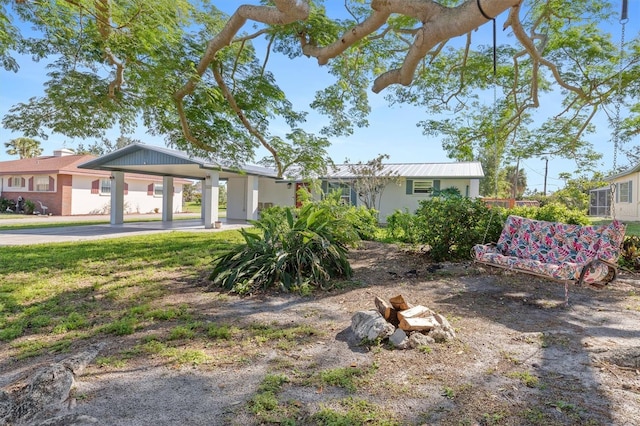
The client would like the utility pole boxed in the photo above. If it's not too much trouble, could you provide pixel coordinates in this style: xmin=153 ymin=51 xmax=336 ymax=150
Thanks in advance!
xmin=543 ymin=157 xmax=548 ymax=196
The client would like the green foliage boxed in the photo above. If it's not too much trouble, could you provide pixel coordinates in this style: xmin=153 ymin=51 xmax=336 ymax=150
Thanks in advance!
xmin=319 ymin=190 xmax=379 ymax=241
xmin=23 ymin=199 xmax=35 ymax=215
xmin=210 ymin=201 xmax=356 ymax=294
xmin=317 ymin=366 xmax=369 ymax=392
xmin=415 ymin=198 xmax=505 ymax=262
xmin=432 ymin=186 xmax=462 ymax=198
xmin=312 ymin=397 xmax=399 ymax=426
xmin=386 ymin=198 xmax=505 ymax=261
xmin=620 ymin=235 xmax=640 ymax=271
xmin=509 ymin=202 xmax=589 ymax=225
xmin=4 ymin=137 xmax=42 ymax=158
xmin=386 ymin=209 xmax=424 ymax=243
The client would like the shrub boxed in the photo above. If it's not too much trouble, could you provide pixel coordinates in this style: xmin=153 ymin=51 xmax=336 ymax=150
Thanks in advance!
xmin=620 ymin=235 xmax=640 ymax=271
xmin=317 ymin=190 xmax=379 ymax=241
xmin=386 ymin=209 xmax=425 ymax=243
xmin=509 ymin=202 xmax=589 ymax=225
xmin=210 ymin=203 xmax=354 ymax=294
xmin=415 ymin=197 xmax=505 ymax=261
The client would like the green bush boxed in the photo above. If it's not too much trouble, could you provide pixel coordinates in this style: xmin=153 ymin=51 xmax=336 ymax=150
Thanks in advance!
xmin=210 ymin=203 xmax=355 ymax=294
xmin=316 ymin=190 xmax=379 ymax=241
xmin=386 ymin=197 xmax=504 ymax=262
xmin=386 ymin=209 xmax=426 ymax=243
xmin=620 ymin=235 xmax=640 ymax=271
xmin=415 ymin=197 xmax=505 ymax=261
xmin=261 ymin=191 xmax=379 ymax=242
xmin=509 ymin=202 xmax=589 ymax=225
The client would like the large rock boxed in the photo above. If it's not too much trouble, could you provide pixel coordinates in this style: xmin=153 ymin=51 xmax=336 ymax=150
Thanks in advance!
xmin=1 ymin=343 xmax=103 ymax=425
xmin=351 ymin=310 xmax=395 ymax=341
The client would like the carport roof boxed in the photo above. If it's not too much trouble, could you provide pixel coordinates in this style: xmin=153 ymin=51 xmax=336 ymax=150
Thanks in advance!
xmin=78 ymin=143 xmax=278 ymax=180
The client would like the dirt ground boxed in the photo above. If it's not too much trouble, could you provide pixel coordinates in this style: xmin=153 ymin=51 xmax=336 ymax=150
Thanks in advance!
xmin=2 ymin=241 xmax=640 ymax=425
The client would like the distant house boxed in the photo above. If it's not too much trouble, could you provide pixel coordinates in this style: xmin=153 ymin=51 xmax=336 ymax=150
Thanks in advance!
xmin=0 ymin=149 xmax=188 ymax=216
xmin=591 ymin=164 xmax=639 ymax=220
xmin=259 ymin=162 xmax=484 ymax=222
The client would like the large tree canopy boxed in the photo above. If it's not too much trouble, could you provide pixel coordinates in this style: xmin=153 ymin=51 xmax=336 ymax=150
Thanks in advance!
xmin=1 ymin=0 xmax=638 ymax=180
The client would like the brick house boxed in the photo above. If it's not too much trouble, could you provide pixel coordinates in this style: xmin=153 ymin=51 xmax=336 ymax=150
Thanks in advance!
xmin=0 ymin=149 xmax=187 ymax=216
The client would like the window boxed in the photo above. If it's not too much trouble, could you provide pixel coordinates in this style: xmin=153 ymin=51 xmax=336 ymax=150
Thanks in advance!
xmin=327 ymin=182 xmax=352 ymax=205
xmin=413 ymin=180 xmax=433 ymax=194
xmin=619 ymin=181 xmax=632 ymax=203
xmin=100 ymin=179 xmax=111 ymax=195
xmin=9 ymin=176 xmax=24 ymax=188
xmin=154 ymin=183 xmax=163 ymax=197
xmin=35 ymin=176 xmax=52 ymax=192
xmin=589 ymin=188 xmax=611 ymax=216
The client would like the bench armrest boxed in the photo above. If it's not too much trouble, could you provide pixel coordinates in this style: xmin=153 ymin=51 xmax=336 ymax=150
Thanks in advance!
xmin=577 ymin=258 xmax=619 ymax=288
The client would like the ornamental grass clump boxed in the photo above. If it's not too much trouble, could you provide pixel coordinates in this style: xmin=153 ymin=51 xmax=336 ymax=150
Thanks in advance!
xmin=209 ymin=202 xmax=357 ymax=294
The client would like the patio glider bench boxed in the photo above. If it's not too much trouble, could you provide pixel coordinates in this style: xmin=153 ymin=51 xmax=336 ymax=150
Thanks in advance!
xmin=472 ymin=215 xmax=626 ymax=303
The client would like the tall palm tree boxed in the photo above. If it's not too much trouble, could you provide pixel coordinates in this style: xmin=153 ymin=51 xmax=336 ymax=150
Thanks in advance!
xmin=4 ymin=137 xmax=43 ymax=159
xmin=503 ymin=166 xmax=527 ymax=199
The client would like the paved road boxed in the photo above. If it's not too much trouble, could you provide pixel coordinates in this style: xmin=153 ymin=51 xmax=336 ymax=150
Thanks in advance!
xmin=0 ymin=214 xmax=250 ymax=246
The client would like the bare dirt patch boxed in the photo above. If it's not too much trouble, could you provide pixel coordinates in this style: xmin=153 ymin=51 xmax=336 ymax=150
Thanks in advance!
xmin=2 ymin=241 xmax=640 ymax=425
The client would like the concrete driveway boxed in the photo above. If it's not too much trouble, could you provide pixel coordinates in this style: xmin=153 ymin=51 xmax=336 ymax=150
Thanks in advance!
xmin=0 ymin=214 xmax=250 ymax=246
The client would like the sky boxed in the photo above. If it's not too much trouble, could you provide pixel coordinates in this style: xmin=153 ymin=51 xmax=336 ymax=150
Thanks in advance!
xmin=1 ymin=1 xmax=638 ymax=195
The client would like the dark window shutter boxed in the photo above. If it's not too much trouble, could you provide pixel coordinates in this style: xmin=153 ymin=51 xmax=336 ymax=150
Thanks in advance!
xmin=434 ymin=180 xmax=441 ymax=191
xmin=629 ymin=180 xmax=633 ymax=203
xmin=616 ymin=183 xmax=619 ymax=203
xmin=406 ymin=179 xmax=413 ymax=194
xmin=148 ymin=183 xmax=154 ymax=195
xmin=124 ymin=182 xmax=129 ymax=195
xmin=48 ymin=176 xmax=55 ymax=191
xmin=28 ymin=177 xmax=34 ymax=191
xmin=350 ymin=187 xmax=357 ymax=205
xmin=21 ymin=177 xmax=25 ymax=187
xmin=321 ymin=180 xmax=328 ymax=195
xmin=91 ymin=179 xmax=100 ymax=194
xmin=7 ymin=178 xmax=12 ymax=188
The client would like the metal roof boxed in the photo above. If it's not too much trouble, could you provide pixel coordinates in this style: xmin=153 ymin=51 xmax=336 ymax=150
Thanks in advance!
xmin=604 ymin=163 xmax=640 ymax=181
xmin=325 ymin=162 xmax=484 ymax=179
xmin=78 ymin=143 xmax=278 ymax=180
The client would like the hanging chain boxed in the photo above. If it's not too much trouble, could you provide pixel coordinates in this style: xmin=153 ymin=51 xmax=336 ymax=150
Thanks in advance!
xmin=610 ymin=182 xmax=617 ymax=220
xmin=613 ymin=9 xmax=628 ymax=171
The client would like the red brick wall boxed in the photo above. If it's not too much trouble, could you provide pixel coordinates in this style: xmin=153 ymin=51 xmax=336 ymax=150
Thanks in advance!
xmin=1 ymin=174 xmax=69 ymax=215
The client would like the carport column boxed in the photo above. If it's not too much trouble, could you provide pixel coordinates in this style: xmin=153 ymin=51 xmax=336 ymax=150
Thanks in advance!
xmin=203 ymin=171 xmax=219 ymax=229
xmin=162 ymin=176 xmax=174 ymax=222
xmin=246 ymin=175 xmax=259 ymax=221
xmin=110 ymin=171 xmax=125 ymax=225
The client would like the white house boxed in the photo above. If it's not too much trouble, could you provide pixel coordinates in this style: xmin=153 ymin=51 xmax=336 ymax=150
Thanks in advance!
xmin=591 ymin=164 xmax=639 ymax=220
xmin=0 ymin=149 xmax=188 ymax=216
xmin=259 ymin=162 xmax=484 ymax=222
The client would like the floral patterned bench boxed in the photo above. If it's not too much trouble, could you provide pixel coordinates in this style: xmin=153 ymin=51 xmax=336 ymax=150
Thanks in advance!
xmin=473 ymin=215 xmax=626 ymax=295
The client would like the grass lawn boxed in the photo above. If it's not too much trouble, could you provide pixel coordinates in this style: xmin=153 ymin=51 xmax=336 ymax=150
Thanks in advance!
xmin=0 ymin=231 xmax=243 ymax=357
xmin=183 ymin=201 xmax=227 ymax=215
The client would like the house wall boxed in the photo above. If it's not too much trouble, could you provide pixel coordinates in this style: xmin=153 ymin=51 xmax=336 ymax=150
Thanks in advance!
xmin=0 ymin=174 xmax=60 ymax=215
xmin=610 ymin=174 xmax=640 ymax=221
xmin=258 ymin=179 xmax=296 ymax=207
xmin=71 ymin=175 xmax=183 ymax=216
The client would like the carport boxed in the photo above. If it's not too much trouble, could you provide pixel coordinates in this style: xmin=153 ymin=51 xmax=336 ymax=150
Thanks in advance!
xmin=78 ymin=143 xmax=278 ymax=228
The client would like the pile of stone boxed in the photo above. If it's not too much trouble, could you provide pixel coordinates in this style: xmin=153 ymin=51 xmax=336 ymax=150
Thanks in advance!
xmin=351 ymin=294 xmax=456 ymax=349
